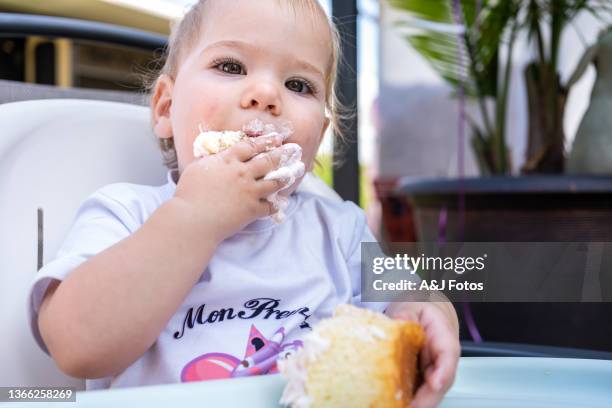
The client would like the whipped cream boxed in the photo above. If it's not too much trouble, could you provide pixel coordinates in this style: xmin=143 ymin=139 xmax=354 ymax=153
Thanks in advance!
xmin=263 ymin=143 xmax=305 ymax=223
xmin=278 ymin=332 xmax=330 ymax=408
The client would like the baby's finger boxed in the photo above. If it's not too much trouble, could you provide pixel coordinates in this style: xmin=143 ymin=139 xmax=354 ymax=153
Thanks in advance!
xmin=248 ymin=149 xmax=283 ymax=179
xmin=249 ymin=143 xmax=302 ymax=179
xmin=227 ymin=134 xmax=283 ymax=162
xmin=430 ymin=343 xmax=460 ymax=393
xmin=256 ymin=178 xmax=294 ymax=198
xmin=253 ymin=198 xmax=276 ymax=219
xmin=410 ymin=377 xmax=445 ymax=408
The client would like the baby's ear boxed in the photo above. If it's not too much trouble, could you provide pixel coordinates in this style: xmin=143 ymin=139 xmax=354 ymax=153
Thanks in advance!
xmin=319 ymin=116 xmax=331 ymax=145
xmin=151 ymin=74 xmax=174 ymax=140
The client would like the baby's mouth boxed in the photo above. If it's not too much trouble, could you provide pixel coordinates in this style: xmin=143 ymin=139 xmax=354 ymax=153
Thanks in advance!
xmin=242 ymin=118 xmax=293 ymax=139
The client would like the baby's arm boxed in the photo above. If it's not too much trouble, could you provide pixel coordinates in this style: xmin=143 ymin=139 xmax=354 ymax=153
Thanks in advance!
xmin=38 ymin=199 xmax=221 ymax=379
xmin=38 ymin=136 xmax=287 ymax=379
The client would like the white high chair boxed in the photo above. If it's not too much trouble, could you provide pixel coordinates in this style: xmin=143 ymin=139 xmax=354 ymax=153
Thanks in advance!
xmin=0 ymin=99 xmax=340 ymax=390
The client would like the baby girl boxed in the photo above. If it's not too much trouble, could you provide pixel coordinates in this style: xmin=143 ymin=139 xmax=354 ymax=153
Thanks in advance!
xmin=28 ymin=1 xmax=459 ymax=407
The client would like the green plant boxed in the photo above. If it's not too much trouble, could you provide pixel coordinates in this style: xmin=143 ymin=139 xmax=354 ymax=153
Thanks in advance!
xmin=313 ymin=154 xmax=372 ymax=209
xmin=389 ymin=0 xmax=612 ymax=175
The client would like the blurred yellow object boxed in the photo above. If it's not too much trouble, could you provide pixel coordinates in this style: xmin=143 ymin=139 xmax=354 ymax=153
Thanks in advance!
xmin=0 ymin=0 xmax=182 ymax=34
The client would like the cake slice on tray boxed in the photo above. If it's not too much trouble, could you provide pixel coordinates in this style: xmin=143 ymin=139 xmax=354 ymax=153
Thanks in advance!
xmin=279 ymin=304 xmax=425 ymax=408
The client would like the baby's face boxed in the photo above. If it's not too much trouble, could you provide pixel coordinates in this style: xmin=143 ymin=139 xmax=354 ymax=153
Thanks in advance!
xmin=155 ymin=0 xmax=331 ymax=194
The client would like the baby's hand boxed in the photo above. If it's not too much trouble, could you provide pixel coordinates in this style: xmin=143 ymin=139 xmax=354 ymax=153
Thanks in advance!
xmin=385 ymin=301 xmax=460 ymax=408
xmin=173 ymin=134 xmax=291 ymax=243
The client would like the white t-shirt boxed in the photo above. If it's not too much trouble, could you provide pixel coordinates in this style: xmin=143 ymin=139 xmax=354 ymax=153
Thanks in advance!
xmin=28 ymin=171 xmax=388 ymax=390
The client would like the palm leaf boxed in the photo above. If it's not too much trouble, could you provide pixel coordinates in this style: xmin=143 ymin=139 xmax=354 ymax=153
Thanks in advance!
xmin=388 ymin=0 xmax=519 ymax=98
xmin=389 ymin=0 xmax=455 ymax=22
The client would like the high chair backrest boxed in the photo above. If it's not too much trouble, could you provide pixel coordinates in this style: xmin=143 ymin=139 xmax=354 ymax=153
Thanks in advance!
xmin=0 ymin=99 xmax=167 ymax=389
xmin=0 ymin=98 xmax=341 ymax=389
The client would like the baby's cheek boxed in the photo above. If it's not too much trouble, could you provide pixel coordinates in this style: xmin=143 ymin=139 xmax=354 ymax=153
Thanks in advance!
xmin=175 ymin=141 xmax=197 ymax=173
xmin=193 ymin=103 xmax=223 ymax=129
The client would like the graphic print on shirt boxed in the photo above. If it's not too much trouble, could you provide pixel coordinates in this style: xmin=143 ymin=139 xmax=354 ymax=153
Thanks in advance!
xmin=173 ymin=298 xmax=312 ymax=339
xmin=180 ymin=325 xmax=303 ymax=382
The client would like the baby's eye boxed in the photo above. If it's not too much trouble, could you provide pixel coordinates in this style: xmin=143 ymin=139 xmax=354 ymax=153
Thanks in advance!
xmin=286 ymin=79 xmax=315 ymax=95
xmin=214 ymin=59 xmax=245 ymax=75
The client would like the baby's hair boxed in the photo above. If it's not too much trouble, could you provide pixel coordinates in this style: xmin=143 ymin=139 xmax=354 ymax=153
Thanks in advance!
xmin=145 ymin=0 xmax=352 ymax=170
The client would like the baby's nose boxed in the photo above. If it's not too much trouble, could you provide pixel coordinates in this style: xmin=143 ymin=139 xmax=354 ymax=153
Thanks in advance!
xmin=241 ymin=82 xmax=282 ymax=116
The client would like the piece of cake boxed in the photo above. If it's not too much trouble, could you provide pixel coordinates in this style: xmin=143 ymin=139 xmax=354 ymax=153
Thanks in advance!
xmin=193 ymin=127 xmax=247 ymax=158
xmin=278 ymin=304 xmax=425 ymax=408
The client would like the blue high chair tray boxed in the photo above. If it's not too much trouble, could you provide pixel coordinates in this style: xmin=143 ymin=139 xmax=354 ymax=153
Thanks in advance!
xmin=2 ymin=358 xmax=611 ymax=407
